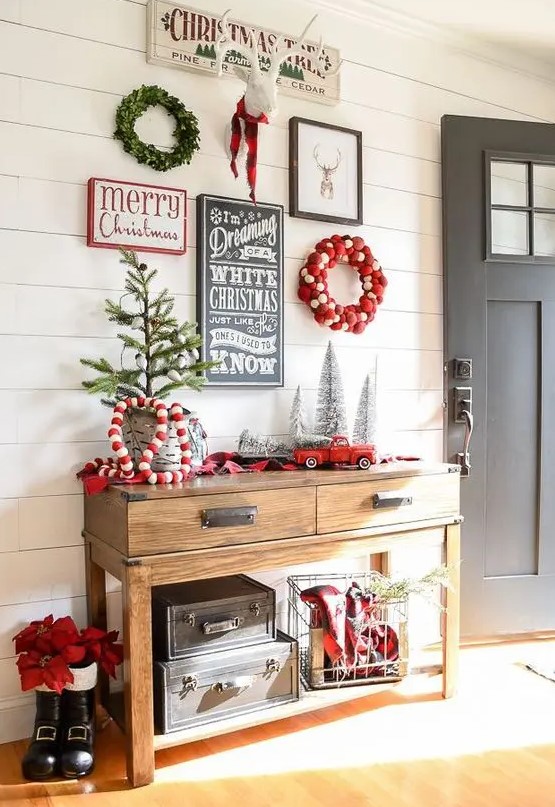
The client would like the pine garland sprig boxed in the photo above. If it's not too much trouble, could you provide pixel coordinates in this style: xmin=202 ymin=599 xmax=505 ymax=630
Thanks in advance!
xmin=365 ymin=565 xmax=457 ymax=609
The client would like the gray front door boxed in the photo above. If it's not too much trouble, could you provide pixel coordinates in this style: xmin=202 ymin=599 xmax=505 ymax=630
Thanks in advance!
xmin=442 ymin=115 xmax=555 ymax=637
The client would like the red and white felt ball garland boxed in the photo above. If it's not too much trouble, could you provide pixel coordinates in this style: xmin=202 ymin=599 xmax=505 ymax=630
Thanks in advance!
xmin=297 ymin=234 xmax=387 ymax=334
xmin=82 ymin=397 xmax=193 ymax=486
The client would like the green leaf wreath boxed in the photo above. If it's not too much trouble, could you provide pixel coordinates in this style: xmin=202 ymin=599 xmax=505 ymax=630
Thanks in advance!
xmin=114 ymin=85 xmax=200 ymax=172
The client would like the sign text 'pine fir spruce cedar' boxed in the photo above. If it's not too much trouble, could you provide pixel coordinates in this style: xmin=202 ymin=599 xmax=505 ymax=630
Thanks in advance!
xmin=87 ymin=178 xmax=187 ymax=254
xmin=147 ymin=1 xmax=341 ymax=106
xmin=197 ymin=195 xmax=284 ymax=387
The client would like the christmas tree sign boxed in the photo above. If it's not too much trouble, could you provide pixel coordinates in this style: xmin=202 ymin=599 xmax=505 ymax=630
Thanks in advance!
xmin=197 ymin=194 xmax=284 ymax=387
xmin=147 ymin=1 xmax=341 ymax=107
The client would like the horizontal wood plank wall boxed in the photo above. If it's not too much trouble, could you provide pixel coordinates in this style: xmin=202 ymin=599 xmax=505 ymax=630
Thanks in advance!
xmin=1 ymin=0 xmax=554 ymax=741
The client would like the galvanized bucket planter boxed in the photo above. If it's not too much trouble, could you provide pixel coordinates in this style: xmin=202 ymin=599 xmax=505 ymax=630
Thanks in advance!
xmin=122 ymin=407 xmax=181 ymax=472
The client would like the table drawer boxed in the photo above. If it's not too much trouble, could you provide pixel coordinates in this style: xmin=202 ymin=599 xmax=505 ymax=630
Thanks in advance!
xmin=128 ymin=487 xmax=316 ymax=555
xmin=317 ymin=473 xmax=459 ymax=534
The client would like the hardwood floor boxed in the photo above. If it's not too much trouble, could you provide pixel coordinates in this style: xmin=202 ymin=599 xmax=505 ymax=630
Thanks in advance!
xmin=2 ymin=640 xmax=555 ymax=807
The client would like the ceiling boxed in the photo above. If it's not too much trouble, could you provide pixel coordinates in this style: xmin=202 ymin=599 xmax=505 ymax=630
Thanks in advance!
xmin=357 ymin=0 xmax=555 ymax=70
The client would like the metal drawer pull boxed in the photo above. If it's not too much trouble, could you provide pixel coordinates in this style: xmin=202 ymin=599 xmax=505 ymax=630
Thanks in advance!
xmin=372 ymin=492 xmax=413 ymax=509
xmin=202 ymin=617 xmax=244 ymax=634
xmin=201 ymin=506 xmax=258 ymax=529
xmin=212 ymin=676 xmax=254 ymax=693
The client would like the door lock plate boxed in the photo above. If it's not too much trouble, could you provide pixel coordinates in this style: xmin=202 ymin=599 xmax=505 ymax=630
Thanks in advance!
xmin=454 ymin=387 xmax=472 ymax=423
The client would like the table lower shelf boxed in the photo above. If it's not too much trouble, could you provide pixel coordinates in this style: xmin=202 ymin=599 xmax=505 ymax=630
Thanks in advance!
xmin=107 ymin=661 xmax=442 ymax=751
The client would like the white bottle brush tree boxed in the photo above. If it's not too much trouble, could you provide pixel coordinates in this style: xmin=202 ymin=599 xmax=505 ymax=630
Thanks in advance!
xmin=314 ymin=341 xmax=348 ymax=438
xmin=353 ymin=362 xmax=378 ymax=445
xmin=289 ymin=385 xmax=308 ymax=444
xmin=80 ymin=249 xmax=216 ymax=403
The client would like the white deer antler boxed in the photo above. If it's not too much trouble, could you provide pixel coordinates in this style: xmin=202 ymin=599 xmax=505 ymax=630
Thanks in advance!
xmin=215 ymin=9 xmax=261 ymax=82
xmin=267 ymin=15 xmax=320 ymax=83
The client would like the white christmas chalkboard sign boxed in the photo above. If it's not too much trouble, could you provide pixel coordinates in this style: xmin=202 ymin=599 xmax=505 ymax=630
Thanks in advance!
xmin=197 ymin=195 xmax=284 ymax=387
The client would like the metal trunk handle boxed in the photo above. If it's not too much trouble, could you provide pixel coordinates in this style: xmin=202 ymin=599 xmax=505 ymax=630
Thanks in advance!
xmin=202 ymin=617 xmax=244 ymax=634
xmin=212 ymin=676 xmax=254 ymax=693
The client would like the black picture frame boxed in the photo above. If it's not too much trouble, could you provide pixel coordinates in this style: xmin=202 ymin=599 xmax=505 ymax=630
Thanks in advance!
xmin=196 ymin=194 xmax=284 ymax=388
xmin=289 ymin=116 xmax=363 ymax=226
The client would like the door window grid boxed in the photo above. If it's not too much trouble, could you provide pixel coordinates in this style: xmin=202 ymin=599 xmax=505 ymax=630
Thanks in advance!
xmin=486 ymin=154 xmax=555 ymax=261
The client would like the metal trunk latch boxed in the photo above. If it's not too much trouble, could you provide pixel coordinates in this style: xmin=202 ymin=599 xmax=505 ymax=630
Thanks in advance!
xmin=250 ymin=602 xmax=261 ymax=617
xmin=181 ymin=612 xmax=195 ymax=627
xmin=266 ymin=658 xmax=281 ymax=674
xmin=179 ymin=675 xmax=199 ymax=698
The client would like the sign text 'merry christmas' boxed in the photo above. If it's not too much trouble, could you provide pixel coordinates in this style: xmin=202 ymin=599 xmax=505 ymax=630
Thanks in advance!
xmin=87 ymin=178 xmax=187 ymax=254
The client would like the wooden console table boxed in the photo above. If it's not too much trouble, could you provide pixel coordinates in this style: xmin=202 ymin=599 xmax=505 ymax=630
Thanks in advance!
xmin=83 ymin=462 xmax=461 ymax=787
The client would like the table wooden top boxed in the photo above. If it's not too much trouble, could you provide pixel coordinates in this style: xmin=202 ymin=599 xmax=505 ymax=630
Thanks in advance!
xmin=113 ymin=462 xmax=459 ymax=501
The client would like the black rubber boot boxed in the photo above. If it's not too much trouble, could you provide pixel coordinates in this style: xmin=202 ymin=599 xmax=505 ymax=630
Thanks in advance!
xmin=59 ymin=663 xmax=96 ymax=779
xmin=21 ymin=690 xmax=61 ymax=781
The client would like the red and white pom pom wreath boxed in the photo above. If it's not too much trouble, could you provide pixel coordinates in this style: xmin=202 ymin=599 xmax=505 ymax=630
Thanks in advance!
xmin=82 ymin=398 xmax=193 ymax=486
xmin=297 ymin=235 xmax=387 ymax=334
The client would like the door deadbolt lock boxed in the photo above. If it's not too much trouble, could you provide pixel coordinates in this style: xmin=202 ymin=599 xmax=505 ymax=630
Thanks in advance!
xmin=454 ymin=358 xmax=473 ymax=380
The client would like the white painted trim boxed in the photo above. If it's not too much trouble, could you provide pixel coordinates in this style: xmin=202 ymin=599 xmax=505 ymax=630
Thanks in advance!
xmin=308 ymin=0 xmax=555 ymax=86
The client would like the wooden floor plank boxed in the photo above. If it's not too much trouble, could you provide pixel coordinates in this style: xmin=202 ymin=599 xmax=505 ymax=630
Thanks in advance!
xmin=3 ymin=640 xmax=555 ymax=807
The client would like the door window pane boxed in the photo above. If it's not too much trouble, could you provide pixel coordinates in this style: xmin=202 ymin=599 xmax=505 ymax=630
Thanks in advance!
xmin=490 ymin=161 xmax=528 ymax=206
xmin=491 ymin=209 xmax=529 ymax=255
xmin=533 ymin=165 xmax=555 ymax=209
xmin=534 ymin=213 xmax=555 ymax=257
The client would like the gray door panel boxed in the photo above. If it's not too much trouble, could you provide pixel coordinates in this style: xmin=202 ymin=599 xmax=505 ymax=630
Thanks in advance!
xmin=442 ymin=115 xmax=555 ymax=636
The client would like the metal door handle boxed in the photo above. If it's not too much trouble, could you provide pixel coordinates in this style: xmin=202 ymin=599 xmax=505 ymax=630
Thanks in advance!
xmin=457 ymin=404 xmax=474 ymax=478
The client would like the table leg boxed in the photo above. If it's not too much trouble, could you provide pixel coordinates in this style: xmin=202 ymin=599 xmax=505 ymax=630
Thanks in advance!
xmin=122 ymin=561 xmax=154 ymax=787
xmin=84 ymin=541 xmax=109 ymax=708
xmin=442 ymin=521 xmax=461 ymax=699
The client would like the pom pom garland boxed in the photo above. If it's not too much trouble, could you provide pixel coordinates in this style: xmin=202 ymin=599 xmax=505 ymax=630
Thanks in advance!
xmin=85 ymin=398 xmax=193 ymax=487
xmin=297 ymin=234 xmax=387 ymax=334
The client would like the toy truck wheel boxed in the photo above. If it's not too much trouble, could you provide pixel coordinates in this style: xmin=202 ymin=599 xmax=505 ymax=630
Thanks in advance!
xmin=357 ymin=456 xmax=371 ymax=470
xmin=305 ymin=456 xmax=318 ymax=469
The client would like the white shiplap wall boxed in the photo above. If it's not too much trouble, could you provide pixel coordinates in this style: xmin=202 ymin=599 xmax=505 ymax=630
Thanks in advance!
xmin=1 ymin=0 xmax=554 ymax=742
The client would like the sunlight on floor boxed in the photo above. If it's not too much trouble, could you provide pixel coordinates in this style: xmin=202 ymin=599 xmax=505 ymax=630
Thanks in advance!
xmin=156 ymin=643 xmax=555 ymax=784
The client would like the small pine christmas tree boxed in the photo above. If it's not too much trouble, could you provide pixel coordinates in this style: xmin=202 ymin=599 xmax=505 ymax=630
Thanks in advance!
xmin=353 ymin=363 xmax=378 ymax=445
xmin=289 ymin=385 xmax=308 ymax=444
xmin=80 ymin=249 xmax=216 ymax=402
xmin=314 ymin=341 xmax=348 ymax=438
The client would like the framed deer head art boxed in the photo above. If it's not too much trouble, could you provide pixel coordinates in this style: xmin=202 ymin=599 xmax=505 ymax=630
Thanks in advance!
xmin=289 ymin=117 xmax=363 ymax=226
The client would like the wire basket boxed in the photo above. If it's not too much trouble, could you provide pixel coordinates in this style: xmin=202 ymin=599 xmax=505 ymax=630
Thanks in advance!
xmin=287 ymin=572 xmax=409 ymax=690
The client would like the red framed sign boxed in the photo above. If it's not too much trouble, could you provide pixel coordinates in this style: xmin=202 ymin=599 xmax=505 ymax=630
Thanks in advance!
xmin=87 ymin=178 xmax=187 ymax=254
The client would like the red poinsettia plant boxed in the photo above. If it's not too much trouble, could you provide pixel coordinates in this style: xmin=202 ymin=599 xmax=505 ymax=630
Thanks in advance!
xmin=13 ymin=614 xmax=123 ymax=695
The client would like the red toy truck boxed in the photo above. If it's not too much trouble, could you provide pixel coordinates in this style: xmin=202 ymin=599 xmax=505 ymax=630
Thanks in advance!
xmin=294 ymin=435 xmax=377 ymax=470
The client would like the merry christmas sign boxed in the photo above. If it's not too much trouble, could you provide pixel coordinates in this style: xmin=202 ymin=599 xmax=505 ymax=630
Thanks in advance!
xmin=87 ymin=178 xmax=187 ymax=254
xmin=147 ymin=1 xmax=341 ymax=106
xmin=197 ymin=194 xmax=284 ymax=387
